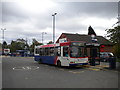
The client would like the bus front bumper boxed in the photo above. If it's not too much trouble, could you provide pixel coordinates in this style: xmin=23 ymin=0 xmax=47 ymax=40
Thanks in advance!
xmin=69 ymin=63 xmax=88 ymax=66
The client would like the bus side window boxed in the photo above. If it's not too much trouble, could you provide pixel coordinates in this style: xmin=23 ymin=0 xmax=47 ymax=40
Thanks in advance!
xmin=35 ymin=48 xmax=37 ymax=54
xmin=39 ymin=48 xmax=42 ymax=56
xmin=43 ymin=48 xmax=45 ymax=56
xmin=58 ymin=47 xmax=61 ymax=56
xmin=45 ymin=48 xmax=48 ymax=56
xmin=50 ymin=47 xmax=54 ymax=56
xmin=55 ymin=47 xmax=61 ymax=56
xmin=63 ymin=46 xmax=68 ymax=57
xmin=41 ymin=48 xmax=44 ymax=56
xmin=36 ymin=48 xmax=39 ymax=54
xmin=47 ymin=48 xmax=50 ymax=56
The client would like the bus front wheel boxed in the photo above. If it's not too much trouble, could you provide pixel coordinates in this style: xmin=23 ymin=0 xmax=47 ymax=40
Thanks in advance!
xmin=57 ymin=61 xmax=61 ymax=67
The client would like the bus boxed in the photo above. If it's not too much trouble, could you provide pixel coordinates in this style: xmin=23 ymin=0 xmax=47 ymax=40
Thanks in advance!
xmin=34 ymin=41 xmax=89 ymax=67
xmin=4 ymin=48 xmax=10 ymax=55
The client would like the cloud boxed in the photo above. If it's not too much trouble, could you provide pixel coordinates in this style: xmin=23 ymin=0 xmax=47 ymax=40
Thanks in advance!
xmin=1 ymin=1 xmax=118 ymax=44
xmin=2 ymin=2 xmax=29 ymax=23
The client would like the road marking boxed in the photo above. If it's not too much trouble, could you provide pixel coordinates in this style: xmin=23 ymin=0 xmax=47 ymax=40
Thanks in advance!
xmin=69 ymin=71 xmax=84 ymax=74
xmin=13 ymin=67 xmax=24 ymax=70
xmin=25 ymin=77 xmax=29 ymax=80
xmin=0 ymin=59 xmax=1 ymax=63
xmin=13 ymin=66 xmax=39 ymax=70
xmin=44 ymin=65 xmax=49 ymax=66
xmin=86 ymin=68 xmax=100 ymax=71
xmin=0 ymin=56 xmax=10 ymax=58
xmin=59 ymin=69 xmax=64 ymax=71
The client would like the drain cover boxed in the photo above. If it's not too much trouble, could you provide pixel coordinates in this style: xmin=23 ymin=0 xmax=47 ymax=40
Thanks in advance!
xmin=13 ymin=66 xmax=39 ymax=70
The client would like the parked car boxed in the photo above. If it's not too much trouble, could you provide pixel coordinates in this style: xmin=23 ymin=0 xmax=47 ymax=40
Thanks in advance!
xmin=100 ymin=52 xmax=114 ymax=62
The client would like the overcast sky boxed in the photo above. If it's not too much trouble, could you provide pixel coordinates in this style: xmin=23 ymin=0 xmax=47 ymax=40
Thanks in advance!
xmin=0 ymin=0 xmax=119 ymax=44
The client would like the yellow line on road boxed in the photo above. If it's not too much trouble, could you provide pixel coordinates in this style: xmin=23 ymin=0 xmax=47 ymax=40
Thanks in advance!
xmin=87 ymin=68 xmax=100 ymax=71
xmin=69 ymin=71 xmax=84 ymax=74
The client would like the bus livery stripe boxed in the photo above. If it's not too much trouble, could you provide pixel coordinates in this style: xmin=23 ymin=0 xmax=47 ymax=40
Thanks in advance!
xmin=54 ymin=56 xmax=58 ymax=65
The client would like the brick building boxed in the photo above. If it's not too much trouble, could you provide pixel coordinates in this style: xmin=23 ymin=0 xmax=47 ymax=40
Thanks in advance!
xmin=56 ymin=33 xmax=113 ymax=53
xmin=56 ymin=33 xmax=113 ymax=62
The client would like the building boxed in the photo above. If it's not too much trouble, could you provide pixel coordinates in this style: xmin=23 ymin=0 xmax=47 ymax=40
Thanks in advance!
xmin=56 ymin=25 xmax=113 ymax=63
xmin=56 ymin=33 xmax=113 ymax=62
xmin=56 ymin=33 xmax=113 ymax=53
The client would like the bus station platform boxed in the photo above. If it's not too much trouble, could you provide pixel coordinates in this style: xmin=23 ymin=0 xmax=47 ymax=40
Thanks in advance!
xmin=81 ymin=62 xmax=120 ymax=72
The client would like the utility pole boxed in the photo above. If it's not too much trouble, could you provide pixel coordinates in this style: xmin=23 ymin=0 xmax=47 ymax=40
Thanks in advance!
xmin=52 ymin=13 xmax=57 ymax=44
xmin=118 ymin=1 xmax=120 ymax=26
xmin=1 ymin=28 xmax=6 ymax=55
xmin=42 ymin=32 xmax=47 ymax=44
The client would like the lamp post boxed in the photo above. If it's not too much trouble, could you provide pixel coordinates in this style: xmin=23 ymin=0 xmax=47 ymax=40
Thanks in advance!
xmin=42 ymin=32 xmax=47 ymax=44
xmin=1 ymin=28 xmax=6 ymax=55
xmin=52 ymin=13 xmax=57 ymax=44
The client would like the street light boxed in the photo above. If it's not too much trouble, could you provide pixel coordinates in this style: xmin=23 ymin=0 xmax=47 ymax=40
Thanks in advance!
xmin=42 ymin=32 xmax=47 ymax=44
xmin=1 ymin=28 xmax=6 ymax=55
xmin=52 ymin=13 xmax=57 ymax=44
xmin=1 ymin=28 xmax=6 ymax=42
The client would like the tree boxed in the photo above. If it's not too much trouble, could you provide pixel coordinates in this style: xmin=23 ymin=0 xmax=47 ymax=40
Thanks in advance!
xmin=106 ymin=26 xmax=120 ymax=44
xmin=30 ymin=38 xmax=43 ymax=53
xmin=3 ymin=41 xmax=8 ymax=48
xmin=9 ymin=39 xmax=28 ymax=53
xmin=88 ymin=26 xmax=96 ymax=36
xmin=47 ymin=41 xmax=53 ymax=44
xmin=106 ymin=26 xmax=120 ymax=57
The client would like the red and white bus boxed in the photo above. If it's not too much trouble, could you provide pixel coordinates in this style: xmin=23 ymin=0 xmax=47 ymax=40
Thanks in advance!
xmin=34 ymin=41 xmax=89 ymax=67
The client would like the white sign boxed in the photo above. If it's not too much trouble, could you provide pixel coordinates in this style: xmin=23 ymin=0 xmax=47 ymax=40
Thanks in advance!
xmin=59 ymin=38 xmax=67 ymax=43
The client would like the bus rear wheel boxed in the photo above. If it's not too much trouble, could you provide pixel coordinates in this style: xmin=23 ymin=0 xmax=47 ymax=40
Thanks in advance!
xmin=57 ymin=61 xmax=61 ymax=67
xmin=38 ymin=59 xmax=42 ymax=64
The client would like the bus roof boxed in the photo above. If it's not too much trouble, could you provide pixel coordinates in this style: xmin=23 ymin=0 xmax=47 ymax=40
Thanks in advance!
xmin=36 ymin=41 xmax=85 ymax=48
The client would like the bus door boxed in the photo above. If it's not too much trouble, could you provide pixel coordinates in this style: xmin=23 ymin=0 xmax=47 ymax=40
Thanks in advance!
xmin=60 ymin=46 xmax=69 ymax=66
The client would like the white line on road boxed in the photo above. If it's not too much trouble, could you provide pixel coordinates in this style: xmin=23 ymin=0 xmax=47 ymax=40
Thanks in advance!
xmin=0 ymin=57 xmax=2 ymax=63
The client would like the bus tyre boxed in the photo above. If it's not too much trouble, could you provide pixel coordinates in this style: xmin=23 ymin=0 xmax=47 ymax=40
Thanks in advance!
xmin=57 ymin=61 xmax=61 ymax=67
xmin=38 ymin=59 xmax=42 ymax=64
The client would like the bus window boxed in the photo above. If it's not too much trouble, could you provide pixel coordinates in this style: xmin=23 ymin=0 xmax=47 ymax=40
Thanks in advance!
xmin=70 ymin=46 xmax=84 ymax=57
xmin=35 ymin=48 xmax=39 ymax=54
xmin=55 ymin=47 xmax=61 ymax=56
xmin=40 ymin=48 xmax=44 ymax=56
xmin=47 ymin=48 xmax=50 ymax=56
xmin=57 ymin=47 xmax=61 ymax=56
xmin=45 ymin=48 xmax=49 ymax=56
xmin=50 ymin=47 xmax=54 ymax=56
xmin=63 ymin=46 xmax=68 ymax=57
xmin=39 ymin=48 xmax=42 ymax=55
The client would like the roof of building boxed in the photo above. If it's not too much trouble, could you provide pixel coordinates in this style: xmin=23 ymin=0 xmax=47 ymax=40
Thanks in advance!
xmin=59 ymin=33 xmax=113 ymax=45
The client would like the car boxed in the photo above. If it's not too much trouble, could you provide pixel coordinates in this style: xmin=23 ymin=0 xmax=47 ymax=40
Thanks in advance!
xmin=100 ymin=52 xmax=114 ymax=62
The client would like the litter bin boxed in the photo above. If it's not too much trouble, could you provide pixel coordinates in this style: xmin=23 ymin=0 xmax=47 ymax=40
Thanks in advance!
xmin=109 ymin=55 xmax=116 ymax=69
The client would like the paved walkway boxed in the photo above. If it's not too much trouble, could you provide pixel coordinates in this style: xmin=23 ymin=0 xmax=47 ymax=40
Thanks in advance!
xmin=83 ymin=62 xmax=120 ymax=72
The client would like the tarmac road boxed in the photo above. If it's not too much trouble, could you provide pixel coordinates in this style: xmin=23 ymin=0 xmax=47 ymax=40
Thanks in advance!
xmin=2 ymin=56 xmax=119 ymax=88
